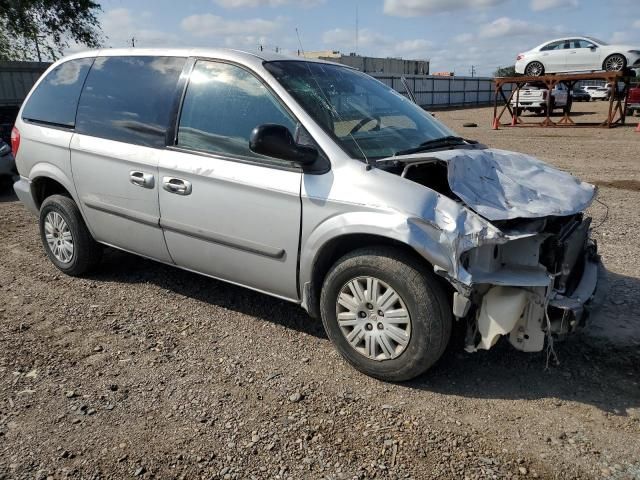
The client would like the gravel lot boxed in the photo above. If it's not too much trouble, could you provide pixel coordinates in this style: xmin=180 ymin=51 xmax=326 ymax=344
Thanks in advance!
xmin=1 ymin=101 xmax=639 ymax=480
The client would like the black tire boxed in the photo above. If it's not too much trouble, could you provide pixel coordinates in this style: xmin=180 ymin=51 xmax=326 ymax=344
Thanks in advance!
xmin=525 ymin=61 xmax=544 ymax=76
xmin=320 ymin=247 xmax=452 ymax=382
xmin=39 ymin=194 xmax=102 ymax=276
xmin=603 ymin=54 xmax=626 ymax=72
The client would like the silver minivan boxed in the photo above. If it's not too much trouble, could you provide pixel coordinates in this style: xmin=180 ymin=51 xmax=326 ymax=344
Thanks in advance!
xmin=13 ymin=49 xmax=600 ymax=381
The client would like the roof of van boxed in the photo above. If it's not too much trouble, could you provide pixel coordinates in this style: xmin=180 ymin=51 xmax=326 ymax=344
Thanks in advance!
xmin=60 ymin=47 xmax=345 ymax=68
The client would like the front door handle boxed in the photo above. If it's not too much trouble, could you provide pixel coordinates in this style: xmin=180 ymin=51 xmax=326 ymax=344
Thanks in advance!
xmin=162 ymin=177 xmax=192 ymax=196
xmin=130 ymin=171 xmax=154 ymax=188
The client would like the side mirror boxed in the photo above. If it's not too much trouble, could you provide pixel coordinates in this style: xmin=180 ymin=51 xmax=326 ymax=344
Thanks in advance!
xmin=0 ymin=142 xmax=10 ymax=156
xmin=589 ymin=45 xmax=597 ymax=50
xmin=249 ymin=124 xmax=317 ymax=165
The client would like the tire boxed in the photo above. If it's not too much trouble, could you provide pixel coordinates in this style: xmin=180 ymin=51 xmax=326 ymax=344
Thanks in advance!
xmin=603 ymin=54 xmax=626 ymax=72
xmin=525 ymin=61 xmax=544 ymax=76
xmin=320 ymin=246 xmax=452 ymax=382
xmin=39 ymin=194 xmax=102 ymax=276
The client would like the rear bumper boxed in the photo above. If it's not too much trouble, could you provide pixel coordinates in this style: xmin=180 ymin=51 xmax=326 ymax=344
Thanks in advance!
xmin=13 ymin=176 xmax=38 ymax=215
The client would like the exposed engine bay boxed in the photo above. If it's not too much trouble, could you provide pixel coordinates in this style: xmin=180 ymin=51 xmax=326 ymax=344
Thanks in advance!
xmin=381 ymin=147 xmax=600 ymax=354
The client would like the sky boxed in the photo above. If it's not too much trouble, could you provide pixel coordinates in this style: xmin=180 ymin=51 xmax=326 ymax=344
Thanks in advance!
xmin=89 ymin=0 xmax=640 ymax=76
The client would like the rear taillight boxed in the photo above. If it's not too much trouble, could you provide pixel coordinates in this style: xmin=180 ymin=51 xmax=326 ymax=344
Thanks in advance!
xmin=11 ymin=126 xmax=20 ymax=155
xmin=516 ymin=54 xmax=524 ymax=61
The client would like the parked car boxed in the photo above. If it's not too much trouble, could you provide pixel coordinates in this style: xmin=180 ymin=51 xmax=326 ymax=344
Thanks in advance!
xmin=510 ymin=82 xmax=571 ymax=115
xmin=515 ymin=36 xmax=640 ymax=76
xmin=571 ymin=87 xmax=591 ymax=102
xmin=584 ymin=85 xmax=609 ymax=100
xmin=13 ymin=49 xmax=600 ymax=381
xmin=0 ymin=139 xmax=17 ymax=191
xmin=627 ymin=85 xmax=640 ymax=116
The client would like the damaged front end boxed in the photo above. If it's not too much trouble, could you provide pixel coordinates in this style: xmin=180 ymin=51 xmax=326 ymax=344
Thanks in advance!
xmin=458 ymin=214 xmax=600 ymax=353
xmin=390 ymin=147 xmax=601 ymax=353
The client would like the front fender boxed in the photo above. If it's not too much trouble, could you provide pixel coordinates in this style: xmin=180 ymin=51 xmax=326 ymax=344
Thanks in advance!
xmin=298 ymin=211 xmax=454 ymax=307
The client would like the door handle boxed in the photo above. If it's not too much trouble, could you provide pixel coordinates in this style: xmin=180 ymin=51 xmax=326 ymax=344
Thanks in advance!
xmin=162 ymin=177 xmax=192 ymax=195
xmin=130 ymin=171 xmax=154 ymax=188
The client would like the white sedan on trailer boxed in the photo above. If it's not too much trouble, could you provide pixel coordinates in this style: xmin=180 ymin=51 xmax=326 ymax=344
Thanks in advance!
xmin=515 ymin=36 xmax=640 ymax=76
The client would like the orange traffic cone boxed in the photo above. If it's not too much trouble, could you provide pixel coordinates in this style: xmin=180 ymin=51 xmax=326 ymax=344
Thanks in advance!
xmin=636 ymin=122 xmax=640 ymax=133
xmin=492 ymin=118 xmax=500 ymax=130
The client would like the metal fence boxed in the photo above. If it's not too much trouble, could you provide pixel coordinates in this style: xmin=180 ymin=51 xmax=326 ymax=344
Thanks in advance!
xmin=0 ymin=61 xmax=50 ymax=107
xmin=372 ymin=74 xmax=512 ymax=108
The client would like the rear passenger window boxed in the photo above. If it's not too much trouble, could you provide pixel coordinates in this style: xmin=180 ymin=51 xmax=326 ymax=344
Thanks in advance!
xmin=177 ymin=60 xmax=297 ymax=160
xmin=76 ymin=56 xmax=186 ymax=147
xmin=22 ymin=58 xmax=93 ymax=127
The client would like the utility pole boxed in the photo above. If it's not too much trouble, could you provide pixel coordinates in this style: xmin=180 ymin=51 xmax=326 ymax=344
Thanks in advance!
xmin=470 ymin=65 xmax=476 ymax=77
xmin=33 ymin=34 xmax=42 ymax=62
xmin=130 ymin=36 xmax=136 ymax=48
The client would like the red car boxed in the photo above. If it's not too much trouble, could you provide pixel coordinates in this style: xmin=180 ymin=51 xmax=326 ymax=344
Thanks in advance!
xmin=627 ymin=85 xmax=640 ymax=116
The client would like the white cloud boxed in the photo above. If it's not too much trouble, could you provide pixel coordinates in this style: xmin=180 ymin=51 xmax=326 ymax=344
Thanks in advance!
xmin=633 ymin=20 xmax=640 ymax=28
xmin=478 ymin=16 xmax=557 ymax=38
xmin=180 ymin=14 xmax=282 ymax=38
xmin=383 ymin=0 xmax=508 ymax=17
xmin=609 ymin=31 xmax=639 ymax=44
xmin=100 ymin=8 xmax=180 ymax=48
xmin=214 ymin=0 xmax=322 ymax=7
xmin=322 ymin=28 xmax=431 ymax=59
xmin=530 ymin=0 xmax=578 ymax=11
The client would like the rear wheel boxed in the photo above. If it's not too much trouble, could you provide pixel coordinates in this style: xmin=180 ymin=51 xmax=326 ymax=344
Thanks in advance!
xmin=320 ymin=247 xmax=452 ymax=382
xmin=525 ymin=61 xmax=544 ymax=76
xmin=39 ymin=195 xmax=102 ymax=276
xmin=603 ymin=54 xmax=626 ymax=72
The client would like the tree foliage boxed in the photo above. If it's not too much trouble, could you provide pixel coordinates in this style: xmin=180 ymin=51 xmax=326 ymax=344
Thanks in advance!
xmin=493 ymin=65 xmax=518 ymax=78
xmin=0 ymin=0 xmax=102 ymax=61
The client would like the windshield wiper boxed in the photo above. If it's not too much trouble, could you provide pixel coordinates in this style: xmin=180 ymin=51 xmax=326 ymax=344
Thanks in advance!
xmin=393 ymin=136 xmax=477 ymax=157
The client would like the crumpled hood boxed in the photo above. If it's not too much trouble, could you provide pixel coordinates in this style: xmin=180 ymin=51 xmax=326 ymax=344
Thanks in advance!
xmin=404 ymin=148 xmax=596 ymax=221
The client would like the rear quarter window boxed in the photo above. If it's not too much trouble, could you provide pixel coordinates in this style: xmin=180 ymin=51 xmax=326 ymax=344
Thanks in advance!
xmin=76 ymin=56 xmax=186 ymax=148
xmin=21 ymin=58 xmax=94 ymax=127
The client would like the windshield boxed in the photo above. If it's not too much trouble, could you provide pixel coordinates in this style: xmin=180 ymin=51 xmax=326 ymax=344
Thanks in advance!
xmin=585 ymin=36 xmax=608 ymax=46
xmin=264 ymin=61 xmax=456 ymax=161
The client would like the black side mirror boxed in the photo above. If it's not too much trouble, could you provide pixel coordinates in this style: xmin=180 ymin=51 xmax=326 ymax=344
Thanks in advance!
xmin=249 ymin=124 xmax=317 ymax=165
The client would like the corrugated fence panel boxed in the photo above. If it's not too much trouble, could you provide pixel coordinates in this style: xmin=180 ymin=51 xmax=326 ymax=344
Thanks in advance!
xmin=371 ymin=73 xmax=501 ymax=108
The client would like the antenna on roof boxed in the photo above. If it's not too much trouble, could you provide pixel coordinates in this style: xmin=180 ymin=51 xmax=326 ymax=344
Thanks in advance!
xmin=295 ymin=28 xmax=305 ymax=58
xmin=355 ymin=2 xmax=359 ymax=54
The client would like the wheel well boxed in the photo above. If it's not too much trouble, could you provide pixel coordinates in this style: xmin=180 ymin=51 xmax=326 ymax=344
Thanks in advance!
xmin=306 ymin=233 xmax=443 ymax=318
xmin=31 ymin=177 xmax=71 ymax=209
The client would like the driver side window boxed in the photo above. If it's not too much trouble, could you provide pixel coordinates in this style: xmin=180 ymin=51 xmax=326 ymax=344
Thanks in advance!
xmin=177 ymin=60 xmax=297 ymax=161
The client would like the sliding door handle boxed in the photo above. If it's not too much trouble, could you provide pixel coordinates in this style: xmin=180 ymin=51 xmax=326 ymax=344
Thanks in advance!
xmin=130 ymin=171 xmax=154 ymax=188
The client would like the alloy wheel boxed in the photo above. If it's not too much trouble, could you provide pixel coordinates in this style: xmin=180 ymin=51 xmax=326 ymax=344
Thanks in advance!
xmin=44 ymin=211 xmax=74 ymax=263
xmin=605 ymin=55 xmax=625 ymax=72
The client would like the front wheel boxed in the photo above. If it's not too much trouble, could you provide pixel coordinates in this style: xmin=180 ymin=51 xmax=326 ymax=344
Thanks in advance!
xmin=603 ymin=54 xmax=626 ymax=72
xmin=320 ymin=247 xmax=452 ymax=382
xmin=39 ymin=194 xmax=102 ymax=276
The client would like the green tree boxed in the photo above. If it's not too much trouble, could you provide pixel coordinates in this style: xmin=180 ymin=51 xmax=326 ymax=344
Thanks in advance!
xmin=0 ymin=0 xmax=102 ymax=61
xmin=493 ymin=65 xmax=518 ymax=78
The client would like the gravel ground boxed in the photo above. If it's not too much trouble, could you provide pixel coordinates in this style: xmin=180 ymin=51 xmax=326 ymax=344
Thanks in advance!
xmin=1 ymin=101 xmax=639 ymax=480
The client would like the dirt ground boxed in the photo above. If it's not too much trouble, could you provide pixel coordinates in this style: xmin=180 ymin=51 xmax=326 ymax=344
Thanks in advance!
xmin=1 ymin=101 xmax=639 ymax=480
